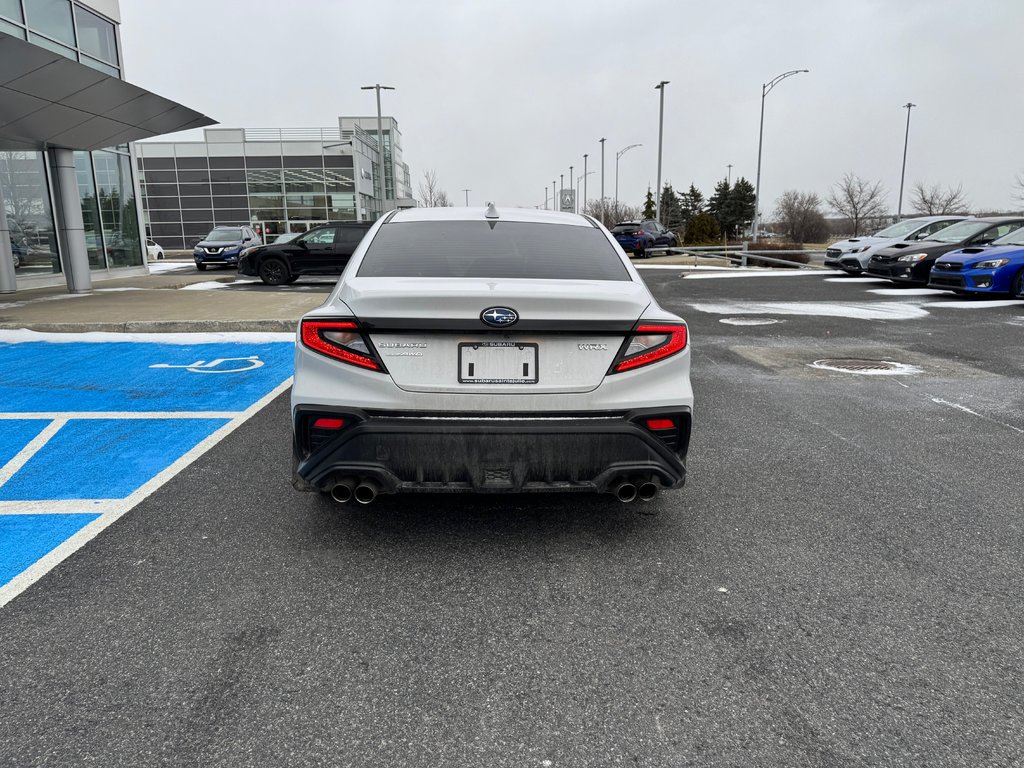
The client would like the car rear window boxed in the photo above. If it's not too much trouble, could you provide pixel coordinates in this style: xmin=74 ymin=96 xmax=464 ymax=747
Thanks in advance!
xmin=356 ymin=221 xmax=630 ymax=281
xmin=611 ymin=224 xmax=639 ymax=233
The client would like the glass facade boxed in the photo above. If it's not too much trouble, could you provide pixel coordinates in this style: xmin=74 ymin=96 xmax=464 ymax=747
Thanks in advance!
xmin=1 ymin=1 xmax=121 ymax=77
xmin=1 ymin=151 xmax=60 ymax=276
xmin=141 ymin=154 xmax=358 ymax=250
xmin=0 ymin=3 xmax=166 ymax=285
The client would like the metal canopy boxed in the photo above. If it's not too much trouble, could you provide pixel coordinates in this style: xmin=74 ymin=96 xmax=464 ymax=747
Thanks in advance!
xmin=0 ymin=31 xmax=214 ymax=152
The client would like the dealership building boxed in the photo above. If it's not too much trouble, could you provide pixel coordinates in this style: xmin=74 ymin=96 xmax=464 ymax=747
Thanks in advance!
xmin=136 ymin=118 xmax=415 ymax=250
xmin=0 ymin=0 xmax=212 ymax=293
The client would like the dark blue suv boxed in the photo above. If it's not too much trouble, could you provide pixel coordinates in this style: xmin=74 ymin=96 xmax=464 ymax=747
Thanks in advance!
xmin=610 ymin=220 xmax=679 ymax=258
xmin=193 ymin=225 xmax=261 ymax=271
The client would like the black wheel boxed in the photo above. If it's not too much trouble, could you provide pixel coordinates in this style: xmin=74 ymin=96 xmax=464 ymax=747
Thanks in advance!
xmin=258 ymin=257 xmax=289 ymax=285
xmin=285 ymin=275 xmax=300 ymax=284
xmin=195 ymin=263 xmax=207 ymax=271
xmin=1013 ymin=269 xmax=1024 ymax=298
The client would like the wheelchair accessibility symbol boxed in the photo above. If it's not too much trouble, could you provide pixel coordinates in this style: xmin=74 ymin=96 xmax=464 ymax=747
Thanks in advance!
xmin=150 ymin=356 xmax=265 ymax=374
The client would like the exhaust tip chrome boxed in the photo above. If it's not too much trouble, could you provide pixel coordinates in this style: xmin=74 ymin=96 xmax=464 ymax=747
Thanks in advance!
xmin=354 ymin=480 xmax=379 ymax=505
xmin=330 ymin=478 xmax=355 ymax=504
xmin=637 ymin=481 xmax=659 ymax=502
xmin=613 ymin=482 xmax=637 ymax=503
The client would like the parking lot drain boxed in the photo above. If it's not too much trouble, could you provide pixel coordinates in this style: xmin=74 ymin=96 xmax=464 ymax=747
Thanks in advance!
xmin=808 ymin=359 xmax=922 ymax=376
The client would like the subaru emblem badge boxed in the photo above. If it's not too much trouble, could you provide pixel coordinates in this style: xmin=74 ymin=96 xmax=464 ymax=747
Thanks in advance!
xmin=481 ymin=307 xmax=519 ymax=327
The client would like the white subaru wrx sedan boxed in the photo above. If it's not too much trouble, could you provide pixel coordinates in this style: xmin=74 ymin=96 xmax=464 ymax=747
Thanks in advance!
xmin=291 ymin=206 xmax=693 ymax=504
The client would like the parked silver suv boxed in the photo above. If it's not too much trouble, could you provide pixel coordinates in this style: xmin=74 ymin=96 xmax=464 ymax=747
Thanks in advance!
xmin=291 ymin=206 xmax=693 ymax=504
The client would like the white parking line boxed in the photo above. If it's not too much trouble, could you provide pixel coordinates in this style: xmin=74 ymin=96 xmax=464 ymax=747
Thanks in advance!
xmin=0 ymin=419 xmax=65 ymax=488
xmin=0 ymin=377 xmax=293 ymax=609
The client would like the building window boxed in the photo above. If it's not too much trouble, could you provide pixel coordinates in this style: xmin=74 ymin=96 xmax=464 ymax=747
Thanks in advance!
xmin=0 ymin=0 xmax=24 ymax=22
xmin=73 ymin=5 xmax=118 ymax=65
xmin=73 ymin=151 xmax=105 ymax=269
xmin=1 ymin=151 xmax=60 ymax=276
xmin=24 ymin=0 xmax=75 ymax=46
xmin=93 ymin=150 xmax=143 ymax=268
xmin=28 ymin=31 xmax=76 ymax=59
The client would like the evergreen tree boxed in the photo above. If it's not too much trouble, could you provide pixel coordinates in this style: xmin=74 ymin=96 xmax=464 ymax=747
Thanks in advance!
xmin=658 ymin=183 xmax=685 ymax=230
xmin=641 ymin=188 xmax=656 ymax=220
xmin=707 ymin=178 xmax=731 ymax=225
xmin=684 ymin=212 xmax=720 ymax=244
xmin=727 ymin=177 xmax=756 ymax=236
xmin=679 ymin=183 xmax=705 ymax=225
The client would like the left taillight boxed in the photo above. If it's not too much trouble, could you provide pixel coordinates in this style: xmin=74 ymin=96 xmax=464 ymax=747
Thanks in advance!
xmin=300 ymin=319 xmax=387 ymax=372
xmin=610 ymin=323 xmax=688 ymax=373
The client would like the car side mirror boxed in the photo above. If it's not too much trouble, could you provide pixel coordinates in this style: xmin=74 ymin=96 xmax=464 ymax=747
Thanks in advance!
xmin=243 ymin=236 xmax=252 ymax=242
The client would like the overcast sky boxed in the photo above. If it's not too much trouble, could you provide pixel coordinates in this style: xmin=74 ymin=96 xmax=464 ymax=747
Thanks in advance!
xmin=123 ymin=0 xmax=1024 ymax=217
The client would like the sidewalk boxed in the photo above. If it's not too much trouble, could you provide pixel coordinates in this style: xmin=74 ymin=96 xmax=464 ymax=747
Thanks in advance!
xmin=0 ymin=263 xmax=326 ymax=334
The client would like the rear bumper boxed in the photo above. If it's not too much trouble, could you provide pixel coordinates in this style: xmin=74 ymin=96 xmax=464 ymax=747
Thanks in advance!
xmin=292 ymin=408 xmax=691 ymax=495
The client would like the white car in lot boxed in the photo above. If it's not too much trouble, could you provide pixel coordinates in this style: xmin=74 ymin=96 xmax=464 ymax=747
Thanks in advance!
xmin=146 ymin=238 xmax=164 ymax=261
xmin=291 ymin=206 xmax=693 ymax=504
xmin=824 ymin=215 xmax=966 ymax=274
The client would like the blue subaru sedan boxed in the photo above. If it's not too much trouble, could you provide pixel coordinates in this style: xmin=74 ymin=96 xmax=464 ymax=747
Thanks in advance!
xmin=928 ymin=226 xmax=1024 ymax=297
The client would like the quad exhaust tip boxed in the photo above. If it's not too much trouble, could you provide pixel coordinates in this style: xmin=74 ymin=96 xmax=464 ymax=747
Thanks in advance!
xmin=637 ymin=481 xmax=659 ymax=502
xmin=614 ymin=482 xmax=638 ymax=503
xmin=354 ymin=480 xmax=379 ymax=505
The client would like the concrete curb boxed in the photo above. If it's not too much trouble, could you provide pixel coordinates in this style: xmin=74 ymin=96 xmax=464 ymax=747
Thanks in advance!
xmin=0 ymin=320 xmax=298 ymax=334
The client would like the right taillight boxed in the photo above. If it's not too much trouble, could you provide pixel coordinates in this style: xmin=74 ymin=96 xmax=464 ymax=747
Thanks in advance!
xmin=300 ymin=319 xmax=387 ymax=372
xmin=610 ymin=324 xmax=688 ymax=373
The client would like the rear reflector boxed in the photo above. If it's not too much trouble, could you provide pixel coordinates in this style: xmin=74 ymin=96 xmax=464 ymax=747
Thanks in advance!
xmin=312 ymin=418 xmax=345 ymax=430
xmin=646 ymin=418 xmax=675 ymax=430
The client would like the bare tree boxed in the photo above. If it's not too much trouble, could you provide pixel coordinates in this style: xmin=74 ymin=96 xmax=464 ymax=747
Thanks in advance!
xmin=1013 ymin=172 xmax=1024 ymax=205
xmin=826 ymin=172 xmax=888 ymax=236
xmin=910 ymin=182 xmax=970 ymax=215
xmin=417 ymin=169 xmax=452 ymax=207
xmin=773 ymin=190 xmax=828 ymax=244
xmin=584 ymin=198 xmax=640 ymax=227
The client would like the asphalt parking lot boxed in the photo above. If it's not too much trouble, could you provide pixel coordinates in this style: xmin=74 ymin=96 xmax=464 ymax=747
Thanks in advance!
xmin=1 ymin=269 xmax=1022 ymax=767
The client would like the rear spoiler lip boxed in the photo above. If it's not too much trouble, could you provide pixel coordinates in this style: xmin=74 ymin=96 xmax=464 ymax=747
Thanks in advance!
xmin=356 ymin=317 xmax=641 ymax=333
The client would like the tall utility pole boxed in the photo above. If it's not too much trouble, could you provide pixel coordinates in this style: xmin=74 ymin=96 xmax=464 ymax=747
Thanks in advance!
xmin=569 ymin=165 xmax=574 ymax=210
xmin=752 ymin=69 xmax=808 ymax=240
xmin=360 ymin=83 xmax=395 ymax=219
xmin=599 ymin=138 xmax=606 ymax=221
xmin=897 ymin=102 xmax=916 ymax=220
xmin=727 ymin=164 xmax=733 ymax=185
xmin=553 ymin=180 xmax=557 ymax=212
xmin=560 ymin=174 xmax=564 ymax=211
xmin=654 ymin=80 xmax=669 ymax=222
xmin=461 ymin=188 xmax=471 ymax=207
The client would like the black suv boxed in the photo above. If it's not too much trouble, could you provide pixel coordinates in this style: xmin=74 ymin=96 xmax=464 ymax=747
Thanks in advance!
xmin=237 ymin=222 xmax=374 ymax=285
xmin=610 ymin=220 xmax=679 ymax=258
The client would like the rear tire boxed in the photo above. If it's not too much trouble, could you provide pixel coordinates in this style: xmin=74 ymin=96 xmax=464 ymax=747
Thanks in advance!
xmin=258 ymin=257 xmax=289 ymax=286
xmin=195 ymin=263 xmax=207 ymax=271
xmin=285 ymin=275 xmax=300 ymax=284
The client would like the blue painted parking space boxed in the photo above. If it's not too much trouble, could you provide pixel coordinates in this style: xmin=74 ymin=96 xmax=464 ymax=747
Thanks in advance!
xmin=0 ymin=334 xmax=294 ymax=600
xmin=0 ymin=514 xmax=101 ymax=585
xmin=0 ymin=418 xmax=230 ymax=501
xmin=0 ymin=341 xmax=295 ymax=412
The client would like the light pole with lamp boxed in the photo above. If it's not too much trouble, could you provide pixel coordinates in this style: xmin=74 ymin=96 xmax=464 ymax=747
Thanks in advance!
xmin=569 ymin=165 xmax=574 ymax=210
xmin=599 ymin=138 xmax=606 ymax=221
xmin=897 ymin=102 xmax=916 ymax=220
xmin=560 ymin=174 xmax=564 ymax=211
xmin=615 ymin=143 xmax=642 ymax=218
xmin=752 ymin=69 xmax=808 ymax=241
xmin=553 ymin=181 xmax=557 ymax=212
xmin=360 ymin=83 xmax=395 ymax=220
xmin=582 ymin=153 xmax=589 ymax=214
xmin=654 ymin=80 xmax=669 ymax=221
xmin=578 ymin=171 xmax=595 ymax=215
xmin=461 ymin=188 xmax=471 ymax=207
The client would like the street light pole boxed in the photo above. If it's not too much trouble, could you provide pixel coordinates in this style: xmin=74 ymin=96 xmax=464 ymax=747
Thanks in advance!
xmin=553 ymin=180 xmax=557 ymax=212
xmin=461 ymin=188 xmax=471 ymax=207
xmin=569 ymin=165 xmax=574 ymax=211
xmin=560 ymin=174 xmax=564 ymax=211
xmin=654 ymin=80 xmax=669 ymax=222
xmin=727 ymin=164 xmax=733 ymax=186
xmin=360 ymin=83 xmax=395 ymax=220
xmin=752 ymin=69 xmax=808 ymax=240
xmin=615 ymin=143 xmax=642 ymax=218
xmin=583 ymin=153 xmax=589 ymax=215
xmin=599 ymin=138 xmax=606 ymax=221
xmin=897 ymin=102 xmax=916 ymax=220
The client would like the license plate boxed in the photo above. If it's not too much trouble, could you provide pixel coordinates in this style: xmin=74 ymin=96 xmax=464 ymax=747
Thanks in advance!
xmin=458 ymin=342 xmax=538 ymax=384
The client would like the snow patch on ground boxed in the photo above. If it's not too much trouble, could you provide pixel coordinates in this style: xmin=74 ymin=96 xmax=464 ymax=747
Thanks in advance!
xmin=0 ymin=329 xmax=294 ymax=344
xmin=868 ymin=288 xmax=948 ymax=296
xmin=688 ymin=301 xmax=930 ymax=320
xmin=808 ymin=360 xmax=922 ymax=376
xmin=719 ymin=317 xmax=782 ymax=326
xmin=179 ymin=281 xmax=231 ymax=291
xmin=147 ymin=262 xmax=192 ymax=274
xmin=925 ymin=299 xmax=1024 ymax=309
xmin=824 ymin=277 xmax=889 ymax=283
xmin=684 ymin=269 xmax=842 ymax=279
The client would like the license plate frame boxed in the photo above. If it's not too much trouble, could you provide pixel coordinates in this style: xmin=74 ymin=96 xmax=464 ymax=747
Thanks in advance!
xmin=458 ymin=341 xmax=539 ymax=384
